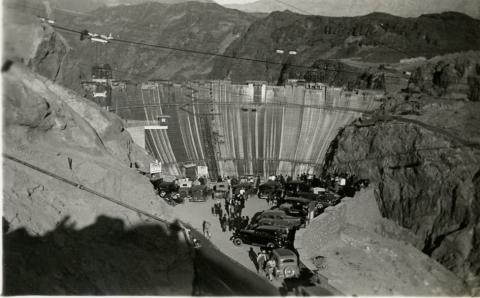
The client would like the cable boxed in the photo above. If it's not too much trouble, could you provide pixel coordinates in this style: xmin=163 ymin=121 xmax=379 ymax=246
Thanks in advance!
xmin=269 ymin=0 xmax=414 ymax=57
xmin=50 ymin=23 xmax=407 ymax=81
xmin=3 ymin=153 xmax=183 ymax=232
xmin=11 ymin=3 xmax=411 ymax=82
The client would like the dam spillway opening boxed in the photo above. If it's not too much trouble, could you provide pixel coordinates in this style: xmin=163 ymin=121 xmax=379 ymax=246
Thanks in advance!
xmin=107 ymin=80 xmax=383 ymax=179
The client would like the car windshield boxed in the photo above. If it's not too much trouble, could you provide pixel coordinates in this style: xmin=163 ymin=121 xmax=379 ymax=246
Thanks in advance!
xmin=281 ymin=259 xmax=295 ymax=263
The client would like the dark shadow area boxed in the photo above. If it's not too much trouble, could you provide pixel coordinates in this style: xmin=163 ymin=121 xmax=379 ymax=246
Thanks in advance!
xmin=280 ymin=266 xmax=315 ymax=293
xmin=188 ymin=227 xmax=279 ymax=296
xmin=3 ymin=215 xmax=193 ymax=295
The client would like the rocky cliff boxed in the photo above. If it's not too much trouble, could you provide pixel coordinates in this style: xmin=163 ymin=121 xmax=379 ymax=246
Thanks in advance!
xmin=225 ymin=0 xmax=480 ymax=19
xmin=403 ymin=51 xmax=480 ymax=101
xmin=2 ymin=11 xmax=194 ymax=294
xmin=210 ymin=11 xmax=480 ymax=83
xmin=322 ymin=90 xmax=480 ymax=294
xmin=49 ymin=1 xmax=257 ymax=89
xmin=299 ymin=188 xmax=467 ymax=296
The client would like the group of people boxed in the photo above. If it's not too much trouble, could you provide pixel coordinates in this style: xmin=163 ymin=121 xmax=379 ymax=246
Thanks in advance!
xmin=256 ymin=249 xmax=277 ymax=281
xmin=212 ymin=195 xmax=250 ymax=233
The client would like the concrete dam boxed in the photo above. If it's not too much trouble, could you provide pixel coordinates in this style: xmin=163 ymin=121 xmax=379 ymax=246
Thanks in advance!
xmin=110 ymin=81 xmax=383 ymax=178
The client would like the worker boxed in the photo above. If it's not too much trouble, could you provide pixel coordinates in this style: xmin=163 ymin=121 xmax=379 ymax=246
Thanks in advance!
xmin=202 ymin=220 xmax=211 ymax=238
xmin=265 ymin=256 xmax=276 ymax=281
xmin=257 ymin=250 xmax=267 ymax=274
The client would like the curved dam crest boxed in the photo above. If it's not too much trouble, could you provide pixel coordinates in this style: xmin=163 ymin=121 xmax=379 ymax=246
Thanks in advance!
xmin=111 ymin=81 xmax=383 ymax=178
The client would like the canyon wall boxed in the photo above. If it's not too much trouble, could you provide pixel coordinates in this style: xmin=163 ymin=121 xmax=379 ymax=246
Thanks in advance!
xmin=321 ymin=92 xmax=480 ymax=294
xmin=111 ymin=81 xmax=383 ymax=178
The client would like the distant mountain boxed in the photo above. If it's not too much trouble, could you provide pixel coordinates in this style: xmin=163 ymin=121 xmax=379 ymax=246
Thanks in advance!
xmin=209 ymin=10 xmax=480 ymax=83
xmin=225 ymin=0 xmax=480 ymax=19
xmin=5 ymin=0 xmax=213 ymax=14
xmin=43 ymin=1 xmax=257 ymax=87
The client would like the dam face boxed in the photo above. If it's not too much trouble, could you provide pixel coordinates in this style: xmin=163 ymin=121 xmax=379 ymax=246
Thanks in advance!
xmin=111 ymin=81 xmax=382 ymax=178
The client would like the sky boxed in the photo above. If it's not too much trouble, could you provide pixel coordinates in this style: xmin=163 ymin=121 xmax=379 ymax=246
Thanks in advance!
xmin=214 ymin=0 xmax=257 ymax=4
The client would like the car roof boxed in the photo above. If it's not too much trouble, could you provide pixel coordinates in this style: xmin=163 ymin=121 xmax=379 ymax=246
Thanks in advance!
xmin=285 ymin=197 xmax=311 ymax=203
xmin=191 ymin=185 xmax=207 ymax=190
xmin=256 ymin=225 xmax=288 ymax=231
xmin=262 ymin=209 xmax=286 ymax=215
xmin=273 ymin=248 xmax=296 ymax=257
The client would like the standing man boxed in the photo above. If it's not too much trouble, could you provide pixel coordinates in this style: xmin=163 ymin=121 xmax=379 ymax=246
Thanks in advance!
xmin=202 ymin=220 xmax=211 ymax=238
xmin=257 ymin=250 xmax=267 ymax=274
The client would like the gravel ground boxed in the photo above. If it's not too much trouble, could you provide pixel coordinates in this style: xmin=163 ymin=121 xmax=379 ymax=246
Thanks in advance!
xmin=172 ymin=195 xmax=279 ymax=281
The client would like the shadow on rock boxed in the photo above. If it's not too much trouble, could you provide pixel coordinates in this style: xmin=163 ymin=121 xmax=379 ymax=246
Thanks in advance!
xmin=3 ymin=215 xmax=193 ymax=295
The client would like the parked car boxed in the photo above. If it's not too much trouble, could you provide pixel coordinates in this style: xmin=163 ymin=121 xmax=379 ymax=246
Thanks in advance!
xmin=258 ymin=181 xmax=283 ymax=200
xmin=232 ymin=182 xmax=254 ymax=196
xmin=284 ymin=181 xmax=311 ymax=197
xmin=189 ymin=185 xmax=208 ymax=202
xmin=231 ymin=225 xmax=287 ymax=248
xmin=252 ymin=209 xmax=304 ymax=229
xmin=213 ymin=182 xmax=230 ymax=199
xmin=318 ymin=191 xmax=342 ymax=207
xmin=271 ymin=248 xmax=301 ymax=279
xmin=278 ymin=197 xmax=311 ymax=217
xmin=152 ymin=181 xmax=183 ymax=204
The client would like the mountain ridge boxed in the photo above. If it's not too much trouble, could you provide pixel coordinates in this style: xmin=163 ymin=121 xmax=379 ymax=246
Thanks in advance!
xmin=225 ymin=0 xmax=480 ymax=19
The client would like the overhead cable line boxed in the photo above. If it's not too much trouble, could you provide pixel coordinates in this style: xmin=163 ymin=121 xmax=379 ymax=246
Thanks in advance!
xmin=3 ymin=153 xmax=183 ymax=232
xmin=49 ymin=23 xmax=407 ymax=81
xmin=13 ymin=3 xmax=411 ymax=81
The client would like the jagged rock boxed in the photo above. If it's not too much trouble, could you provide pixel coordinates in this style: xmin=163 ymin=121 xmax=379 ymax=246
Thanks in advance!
xmin=405 ymin=51 xmax=480 ymax=100
xmin=301 ymin=188 xmax=467 ymax=296
xmin=3 ymin=43 xmax=193 ymax=296
xmin=322 ymin=95 xmax=480 ymax=294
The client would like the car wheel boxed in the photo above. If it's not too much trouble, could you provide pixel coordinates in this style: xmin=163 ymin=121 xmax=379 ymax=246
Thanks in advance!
xmin=233 ymin=238 xmax=243 ymax=246
xmin=267 ymin=242 xmax=275 ymax=248
xmin=284 ymin=266 xmax=295 ymax=278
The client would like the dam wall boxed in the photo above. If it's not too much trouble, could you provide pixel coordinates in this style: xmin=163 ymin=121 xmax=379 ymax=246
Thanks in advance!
xmin=110 ymin=81 xmax=383 ymax=178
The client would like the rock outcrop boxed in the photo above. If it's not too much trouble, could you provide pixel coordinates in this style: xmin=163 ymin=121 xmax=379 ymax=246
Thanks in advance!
xmin=322 ymin=92 xmax=480 ymax=294
xmin=2 ymin=9 xmax=194 ymax=294
xmin=404 ymin=51 xmax=480 ymax=101
xmin=300 ymin=188 xmax=467 ymax=296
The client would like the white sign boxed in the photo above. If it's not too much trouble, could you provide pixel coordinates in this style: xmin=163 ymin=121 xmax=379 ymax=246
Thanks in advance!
xmin=197 ymin=166 xmax=208 ymax=177
xmin=150 ymin=162 xmax=162 ymax=174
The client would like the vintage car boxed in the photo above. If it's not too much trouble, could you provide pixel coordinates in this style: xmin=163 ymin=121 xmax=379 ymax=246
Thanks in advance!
xmin=278 ymin=197 xmax=311 ymax=218
xmin=231 ymin=225 xmax=287 ymax=248
xmin=252 ymin=209 xmax=304 ymax=229
xmin=213 ymin=182 xmax=230 ymax=199
xmin=318 ymin=191 xmax=342 ymax=207
xmin=232 ymin=182 xmax=254 ymax=197
xmin=189 ymin=185 xmax=208 ymax=202
xmin=257 ymin=181 xmax=283 ymax=200
xmin=284 ymin=181 xmax=311 ymax=197
xmin=152 ymin=181 xmax=183 ymax=204
xmin=271 ymin=248 xmax=301 ymax=279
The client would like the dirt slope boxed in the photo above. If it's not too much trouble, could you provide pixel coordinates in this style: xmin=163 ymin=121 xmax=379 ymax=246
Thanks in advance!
xmin=2 ymin=9 xmax=195 ymax=293
xmin=301 ymin=188 xmax=467 ymax=296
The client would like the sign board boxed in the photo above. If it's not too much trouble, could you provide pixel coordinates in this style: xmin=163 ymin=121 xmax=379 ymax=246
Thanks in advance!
xmin=197 ymin=166 xmax=208 ymax=177
xmin=339 ymin=178 xmax=346 ymax=186
xmin=149 ymin=162 xmax=162 ymax=174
